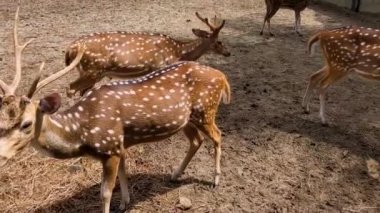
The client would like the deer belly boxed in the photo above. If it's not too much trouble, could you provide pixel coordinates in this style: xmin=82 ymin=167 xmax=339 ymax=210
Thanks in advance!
xmin=123 ymin=111 xmax=190 ymax=145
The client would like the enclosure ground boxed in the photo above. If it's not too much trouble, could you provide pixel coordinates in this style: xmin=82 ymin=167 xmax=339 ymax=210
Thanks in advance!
xmin=0 ymin=0 xmax=379 ymax=212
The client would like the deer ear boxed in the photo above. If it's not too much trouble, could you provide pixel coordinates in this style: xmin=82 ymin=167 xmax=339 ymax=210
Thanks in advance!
xmin=38 ymin=93 xmax=61 ymax=114
xmin=192 ymin=29 xmax=210 ymax=38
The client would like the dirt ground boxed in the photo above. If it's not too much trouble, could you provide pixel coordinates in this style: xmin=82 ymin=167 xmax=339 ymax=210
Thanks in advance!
xmin=0 ymin=0 xmax=379 ymax=212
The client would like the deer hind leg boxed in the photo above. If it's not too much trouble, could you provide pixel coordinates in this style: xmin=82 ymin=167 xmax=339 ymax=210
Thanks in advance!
xmin=261 ymin=0 xmax=275 ymax=36
xmin=317 ymin=68 xmax=346 ymax=125
xmin=260 ymin=1 xmax=271 ymax=35
xmin=196 ymin=121 xmax=222 ymax=187
xmin=117 ymin=154 xmax=130 ymax=210
xmin=171 ymin=124 xmax=204 ymax=181
xmin=79 ymin=85 xmax=94 ymax=96
xmin=101 ymin=156 xmax=120 ymax=213
xmin=266 ymin=3 xmax=281 ymax=36
xmin=302 ymin=66 xmax=328 ymax=113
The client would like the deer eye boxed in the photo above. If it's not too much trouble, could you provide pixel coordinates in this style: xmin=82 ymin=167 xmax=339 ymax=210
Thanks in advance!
xmin=20 ymin=121 xmax=32 ymax=131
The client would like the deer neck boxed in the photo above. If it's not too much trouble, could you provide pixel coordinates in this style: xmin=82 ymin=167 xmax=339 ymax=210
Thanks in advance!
xmin=178 ymin=38 xmax=211 ymax=61
xmin=32 ymin=109 xmax=85 ymax=159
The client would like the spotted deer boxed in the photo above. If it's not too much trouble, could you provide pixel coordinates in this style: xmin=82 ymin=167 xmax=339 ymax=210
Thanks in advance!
xmin=65 ymin=12 xmax=230 ymax=97
xmin=0 ymin=9 xmax=231 ymax=213
xmin=302 ymin=26 xmax=380 ymax=125
xmin=260 ymin=0 xmax=309 ymax=36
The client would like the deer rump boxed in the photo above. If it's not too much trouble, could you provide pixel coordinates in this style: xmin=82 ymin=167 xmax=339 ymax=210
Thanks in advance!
xmin=308 ymin=26 xmax=380 ymax=80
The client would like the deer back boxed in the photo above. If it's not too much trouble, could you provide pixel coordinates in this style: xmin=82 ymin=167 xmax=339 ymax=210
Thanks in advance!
xmin=66 ymin=32 xmax=182 ymax=75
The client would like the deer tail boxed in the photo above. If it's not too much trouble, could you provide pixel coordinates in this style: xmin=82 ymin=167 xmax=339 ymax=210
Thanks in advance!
xmin=307 ymin=31 xmax=321 ymax=56
xmin=221 ymin=76 xmax=231 ymax=104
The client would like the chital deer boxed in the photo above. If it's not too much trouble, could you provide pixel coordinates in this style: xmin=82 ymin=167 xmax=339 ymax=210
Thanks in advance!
xmin=65 ymin=12 xmax=230 ymax=97
xmin=302 ymin=26 xmax=380 ymax=125
xmin=0 ymin=8 xmax=231 ymax=213
xmin=260 ymin=0 xmax=309 ymax=36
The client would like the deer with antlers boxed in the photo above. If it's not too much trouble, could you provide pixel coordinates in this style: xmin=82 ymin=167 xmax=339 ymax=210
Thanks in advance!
xmin=65 ymin=12 xmax=230 ymax=97
xmin=302 ymin=26 xmax=380 ymax=125
xmin=260 ymin=0 xmax=309 ymax=36
xmin=0 ymin=8 xmax=231 ymax=213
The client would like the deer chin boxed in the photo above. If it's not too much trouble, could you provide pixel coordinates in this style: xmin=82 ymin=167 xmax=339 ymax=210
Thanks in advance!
xmin=0 ymin=140 xmax=16 ymax=166
xmin=0 ymin=128 xmax=34 ymax=166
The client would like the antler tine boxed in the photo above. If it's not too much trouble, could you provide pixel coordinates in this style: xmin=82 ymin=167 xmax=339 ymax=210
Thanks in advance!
xmin=216 ymin=20 xmax=226 ymax=31
xmin=32 ymin=45 xmax=85 ymax=96
xmin=27 ymin=62 xmax=44 ymax=98
xmin=195 ymin=12 xmax=217 ymax=31
xmin=0 ymin=80 xmax=10 ymax=95
xmin=9 ymin=6 xmax=35 ymax=95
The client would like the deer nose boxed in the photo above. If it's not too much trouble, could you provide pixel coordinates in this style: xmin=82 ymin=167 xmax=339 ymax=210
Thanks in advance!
xmin=224 ymin=52 xmax=231 ymax=57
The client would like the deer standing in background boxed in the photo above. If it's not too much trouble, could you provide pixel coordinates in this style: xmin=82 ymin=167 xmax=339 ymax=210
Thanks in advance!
xmin=0 ymin=8 xmax=231 ymax=213
xmin=65 ymin=12 xmax=230 ymax=97
xmin=302 ymin=26 xmax=380 ymax=125
xmin=260 ymin=0 xmax=309 ymax=36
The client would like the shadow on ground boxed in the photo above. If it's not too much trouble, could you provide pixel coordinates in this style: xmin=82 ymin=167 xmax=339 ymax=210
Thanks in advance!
xmin=33 ymin=173 xmax=212 ymax=213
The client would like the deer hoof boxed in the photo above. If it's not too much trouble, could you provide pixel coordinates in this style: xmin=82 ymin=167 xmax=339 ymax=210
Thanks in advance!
xmin=119 ymin=199 xmax=130 ymax=211
xmin=170 ymin=174 xmax=180 ymax=182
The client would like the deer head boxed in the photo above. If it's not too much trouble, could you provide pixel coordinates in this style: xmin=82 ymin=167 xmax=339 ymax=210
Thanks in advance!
xmin=0 ymin=8 xmax=85 ymax=166
xmin=192 ymin=12 xmax=230 ymax=56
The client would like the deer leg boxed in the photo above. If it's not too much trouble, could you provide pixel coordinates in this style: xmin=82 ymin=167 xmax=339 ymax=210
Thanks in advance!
xmin=317 ymin=70 xmax=345 ymax=125
xmin=267 ymin=19 xmax=274 ymax=37
xmin=117 ymin=155 xmax=130 ymax=210
xmin=260 ymin=1 xmax=271 ymax=35
xmin=260 ymin=18 xmax=267 ymax=36
xmin=267 ymin=5 xmax=280 ymax=36
xmin=79 ymin=85 xmax=94 ymax=96
xmin=68 ymin=74 xmax=98 ymax=97
xmin=171 ymin=124 xmax=204 ymax=181
xmin=295 ymin=11 xmax=302 ymax=36
xmin=318 ymin=88 xmax=328 ymax=125
xmin=198 ymin=122 xmax=222 ymax=187
xmin=302 ymin=66 xmax=327 ymax=113
xmin=101 ymin=156 xmax=120 ymax=213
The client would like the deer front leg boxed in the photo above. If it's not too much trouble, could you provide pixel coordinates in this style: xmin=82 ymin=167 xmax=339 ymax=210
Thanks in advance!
xmin=118 ymin=155 xmax=130 ymax=210
xmin=101 ymin=156 xmax=120 ymax=213
xmin=171 ymin=125 xmax=204 ymax=181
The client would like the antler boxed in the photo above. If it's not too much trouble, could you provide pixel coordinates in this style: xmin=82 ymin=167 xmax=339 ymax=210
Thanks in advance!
xmin=0 ymin=7 xmax=35 ymax=95
xmin=28 ymin=45 xmax=85 ymax=97
xmin=195 ymin=12 xmax=216 ymax=31
xmin=195 ymin=12 xmax=225 ymax=33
